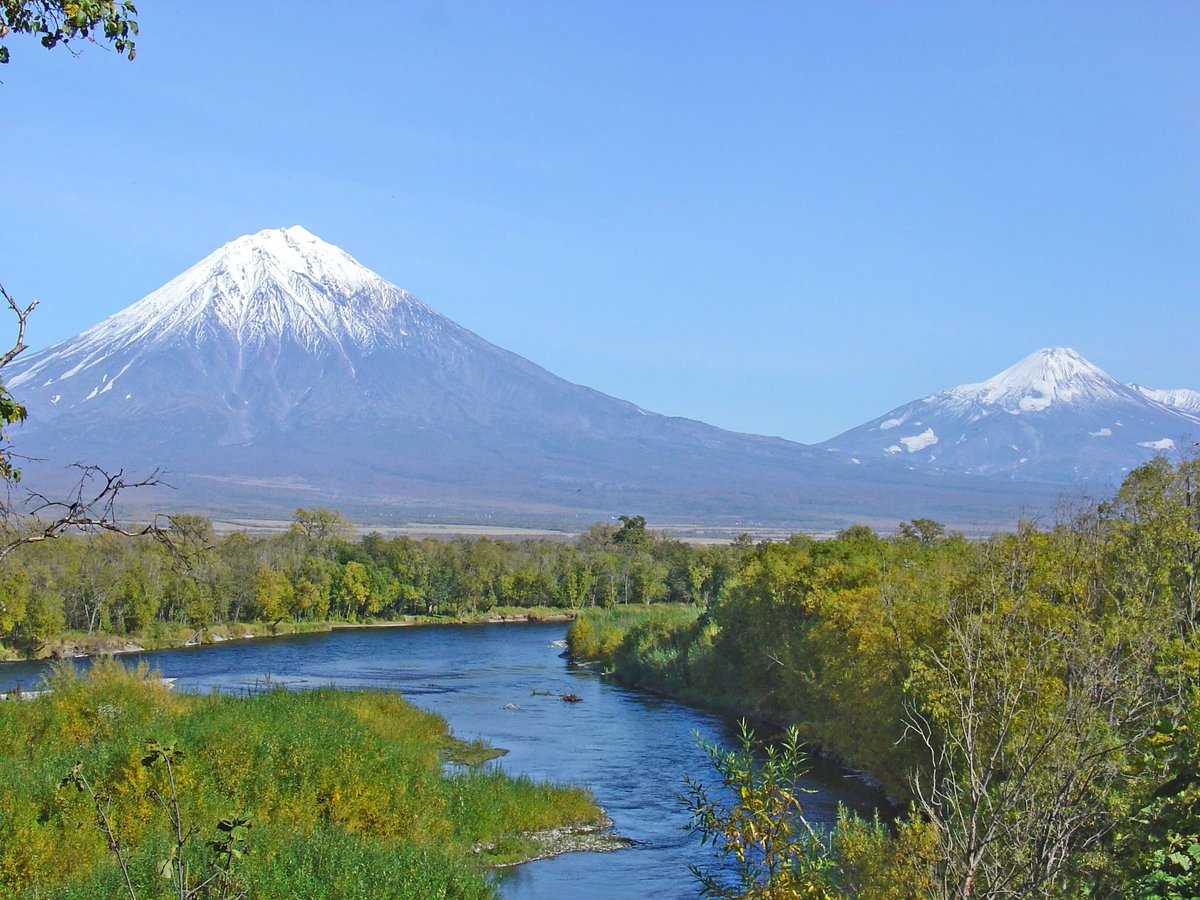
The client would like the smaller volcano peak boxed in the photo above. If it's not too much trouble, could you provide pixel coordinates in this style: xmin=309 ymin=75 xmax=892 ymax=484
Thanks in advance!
xmin=949 ymin=347 xmax=1122 ymax=412
xmin=1133 ymin=384 xmax=1200 ymax=417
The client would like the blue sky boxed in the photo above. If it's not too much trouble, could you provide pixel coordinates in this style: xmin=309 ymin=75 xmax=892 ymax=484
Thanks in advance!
xmin=2 ymin=1 xmax=1197 ymax=443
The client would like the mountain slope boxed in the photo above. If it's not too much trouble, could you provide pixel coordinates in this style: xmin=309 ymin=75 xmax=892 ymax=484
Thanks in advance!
xmin=6 ymin=230 xmax=1126 ymax=530
xmin=6 ymin=226 xmax=1017 ymax=530
xmin=1132 ymin=385 xmax=1200 ymax=417
xmin=818 ymin=348 xmax=1198 ymax=482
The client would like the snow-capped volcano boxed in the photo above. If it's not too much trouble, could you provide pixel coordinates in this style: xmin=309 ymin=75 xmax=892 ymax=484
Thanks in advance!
xmin=818 ymin=348 xmax=1197 ymax=482
xmin=14 ymin=226 xmax=999 ymax=529
xmin=10 ymin=226 xmax=435 ymax=394
xmin=946 ymin=348 xmax=1128 ymax=413
xmin=8 ymin=226 xmax=482 ymax=448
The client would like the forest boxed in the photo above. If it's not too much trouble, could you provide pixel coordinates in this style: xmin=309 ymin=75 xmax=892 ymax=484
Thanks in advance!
xmin=567 ymin=457 xmax=1200 ymax=898
xmin=0 ymin=511 xmax=743 ymax=656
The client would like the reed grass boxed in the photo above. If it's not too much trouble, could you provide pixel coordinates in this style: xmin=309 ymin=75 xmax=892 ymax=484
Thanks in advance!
xmin=0 ymin=659 xmax=603 ymax=897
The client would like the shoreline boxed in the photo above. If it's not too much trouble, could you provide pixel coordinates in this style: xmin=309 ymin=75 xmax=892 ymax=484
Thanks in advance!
xmin=0 ymin=609 xmax=581 ymax=666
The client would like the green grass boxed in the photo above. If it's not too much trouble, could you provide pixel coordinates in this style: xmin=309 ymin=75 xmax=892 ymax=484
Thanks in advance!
xmin=566 ymin=605 xmax=702 ymax=664
xmin=0 ymin=659 xmax=604 ymax=898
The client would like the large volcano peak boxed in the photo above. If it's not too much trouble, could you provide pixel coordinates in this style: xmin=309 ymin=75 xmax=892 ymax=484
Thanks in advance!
xmin=8 ymin=227 xmax=438 ymax=397
xmin=199 ymin=225 xmax=380 ymax=297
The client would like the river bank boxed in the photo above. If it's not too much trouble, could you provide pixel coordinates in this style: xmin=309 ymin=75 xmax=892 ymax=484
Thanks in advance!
xmin=1 ymin=618 xmax=887 ymax=898
xmin=0 ymin=607 xmax=579 ymax=664
xmin=565 ymin=606 xmax=902 ymax=807
xmin=0 ymin=659 xmax=609 ymax=898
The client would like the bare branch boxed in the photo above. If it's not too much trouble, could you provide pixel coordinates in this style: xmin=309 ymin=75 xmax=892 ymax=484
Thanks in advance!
xmin=0 ymin=282 xmax=37 ymax=370
xmin=0 ymin=463 xmax=174 ymax=563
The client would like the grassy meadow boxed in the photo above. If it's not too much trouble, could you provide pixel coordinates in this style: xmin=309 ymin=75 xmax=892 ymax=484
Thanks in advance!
xmin=0 ymin=660 xmax=603 ymax=898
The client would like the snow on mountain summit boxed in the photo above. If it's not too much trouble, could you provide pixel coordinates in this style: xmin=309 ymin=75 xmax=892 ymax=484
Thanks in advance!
xmin=946 ymin=347 xmax=1125 ymax=413
xmin=9 ymin=227 xmax=434 ymax=392
xmin=84 ymin=225 xmax=420 ymax=349
xmin=818 ymin=347 xmax=1198 ymax=483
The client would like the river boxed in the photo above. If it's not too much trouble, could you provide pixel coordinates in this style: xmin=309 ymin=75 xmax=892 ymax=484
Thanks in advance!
xmin=0 ymin=622 xmax=882 ymax=898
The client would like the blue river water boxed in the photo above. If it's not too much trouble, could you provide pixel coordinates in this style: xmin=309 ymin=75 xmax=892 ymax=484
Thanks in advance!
xmin=0 ymin=621 xmax=882 ymax=898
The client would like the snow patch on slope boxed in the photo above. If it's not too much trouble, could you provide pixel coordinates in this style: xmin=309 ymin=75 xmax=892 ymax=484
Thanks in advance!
xmin=1138 ymin=438 xmax=1175 ymax=451
xmin=900 ymin=428 xmax=938 ymax=452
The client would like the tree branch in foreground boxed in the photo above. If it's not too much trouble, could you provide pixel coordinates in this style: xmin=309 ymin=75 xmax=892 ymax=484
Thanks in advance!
xmin=1 ymin=462 xmax=172 ymax=562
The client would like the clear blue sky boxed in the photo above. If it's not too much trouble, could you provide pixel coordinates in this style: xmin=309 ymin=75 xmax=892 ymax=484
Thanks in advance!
xmin=2 ymin=1 xmax=1197 ymax=443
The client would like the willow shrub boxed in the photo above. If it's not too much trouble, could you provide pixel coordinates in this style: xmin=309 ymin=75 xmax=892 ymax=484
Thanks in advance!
xmin=567 ymin=606 xmax=701 ymax=670
xmin=0 ymin=659 xmax=603 ymax=898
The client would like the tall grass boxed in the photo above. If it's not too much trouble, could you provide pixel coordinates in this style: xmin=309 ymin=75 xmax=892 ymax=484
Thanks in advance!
xmin=567 ymin=605 xmax=711 ymax=693
xmin=566 ymin=605 xmax=701 ymax=661
xmin=0 ymin=659 xmax=603 ymax=898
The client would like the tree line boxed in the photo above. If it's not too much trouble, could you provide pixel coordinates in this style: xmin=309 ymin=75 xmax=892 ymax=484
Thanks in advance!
xmin=0 ymin=511 xmax=745 ymax=653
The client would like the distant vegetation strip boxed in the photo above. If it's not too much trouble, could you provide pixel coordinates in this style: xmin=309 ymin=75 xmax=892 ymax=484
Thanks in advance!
xmin=0 ymin=511 xmax=743 ymax=660
xmin=568 ymin=458 xmax=1200 ymax=898
xmin=0 ymin=660 xmax=604 ymax=898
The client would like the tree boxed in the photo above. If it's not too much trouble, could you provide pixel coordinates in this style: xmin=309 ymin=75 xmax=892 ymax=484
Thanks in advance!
xmin=0 ymin=3 xmax=159 ymax=569
xmin=0 ymin=564 xmax=29 ymax=633
xmin=289 ymin=507 xmax=349 ymax=561
xmin=895 ymin=518 xmax=946 ymax=544
xmin=0 ymin=0 xmax=138 ymax=65
xmin=681 ymin=722 xmax=836 ymax=898
xmin=252 ymin=567 xmax=293 ymax=626
xmin=901 ymin=519 xmax=1182 ymax=898
xmin=115 ymin=556 xmax=160 ymax=633
xmin=334 ymin=560 xmax=371 ymax=618
xmin=613 ymin=514 xmax=649 ymax=549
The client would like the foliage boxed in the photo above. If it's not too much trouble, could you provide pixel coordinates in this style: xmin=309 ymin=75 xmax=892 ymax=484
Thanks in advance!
xmin=1115 ymin=693 xmax=1200 ymax=898
xmin=573 ymin=457 xmax=1200 ymax=898
xmin=0 ymin=0 xmax=138 ymax=64
xmin=63 ymin=739 xmax=252 ymax=900
xmin=681 ymin=721 xmax=836 ymax=899
xmin=1 ymin=509 xmax=739 ymax=652
xmin=829 ymin=808 xmax=940 ymax=900
xmin=0 ymin=661 xmax=603 ymax=897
